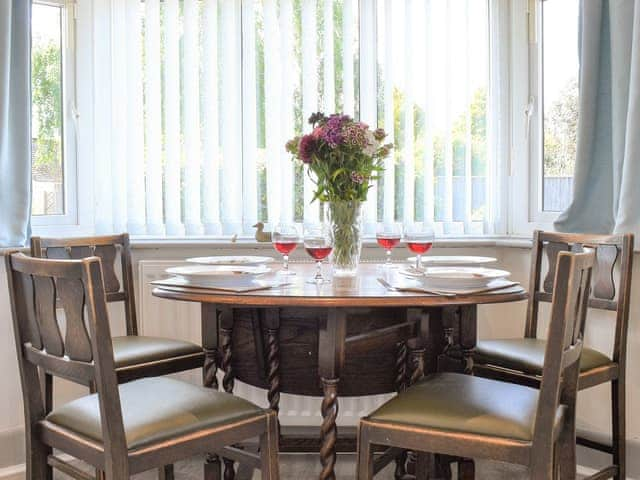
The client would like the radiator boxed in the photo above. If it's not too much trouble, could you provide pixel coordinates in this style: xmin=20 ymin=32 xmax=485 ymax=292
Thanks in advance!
xmin=138 ymin=260 xmax=392 ymax=427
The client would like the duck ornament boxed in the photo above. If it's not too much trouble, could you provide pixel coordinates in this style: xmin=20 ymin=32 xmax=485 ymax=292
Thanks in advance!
xmin=253 ymin=222 xmax=272 ymax=242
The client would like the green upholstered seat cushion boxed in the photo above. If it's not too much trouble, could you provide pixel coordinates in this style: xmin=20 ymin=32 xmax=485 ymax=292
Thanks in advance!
xmin=46 ymin=377 xmax=264 ymax=450
xmin=112 ymin=336 xmax=203 ymax=368
xmin=367 ymin=372 xmax=563 ymax=442
xmin=474 ymin=338 xmax=611 ymax=375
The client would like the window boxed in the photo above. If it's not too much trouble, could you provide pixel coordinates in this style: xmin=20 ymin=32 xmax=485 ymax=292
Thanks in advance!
xmin=31 ymin=0 xmax=77 ymax=225
xmin=525 ymin=0 xmax=580 ymax=226
xmin=541 ymin=0 xmax=579 ymax=212
xmin=85 ymin=0 xmax=495 ymax=237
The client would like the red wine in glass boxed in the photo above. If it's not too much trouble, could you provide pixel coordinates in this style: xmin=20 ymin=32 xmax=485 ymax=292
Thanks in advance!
xmin=377 ymin=236 xmax=401 ymax=250
xmin=305 ymin=246 xmax=333 ymax=260
xmin=376 ymin=222 xmax=403 ymax=266
xmin=274 ymin=241 xmax=298 ymax=255
xmin=407 ymin=242 xmax=433 ymax=254
xmin=272 ymin=224 xmax=300 ymax=275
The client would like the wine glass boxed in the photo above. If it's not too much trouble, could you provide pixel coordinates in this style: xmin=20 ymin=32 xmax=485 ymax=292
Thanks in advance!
xmin=304 ymin=224 xmax=333 ymax=284
xmin=376 ymin=222 xmax=402 ymax=266
xmin=404 ymin=222 xmax=435 ymax=271
xmin=272 ymin=223 xmax=300 ymax=275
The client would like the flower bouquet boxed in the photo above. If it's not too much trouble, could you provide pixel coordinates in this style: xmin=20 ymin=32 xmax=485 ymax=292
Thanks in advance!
xmin=286 ymin=113 xmax=392 ymax=275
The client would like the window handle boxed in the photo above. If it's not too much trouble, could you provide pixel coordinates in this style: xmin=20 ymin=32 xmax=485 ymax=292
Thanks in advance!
xmin=524 ymin=95 xmax=535 ymax=140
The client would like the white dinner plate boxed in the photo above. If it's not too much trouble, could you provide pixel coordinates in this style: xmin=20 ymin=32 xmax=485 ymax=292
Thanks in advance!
xmin=402 ymin=266 xmax=510 ymax=289
xmin=406 ymin=255 xmax=496 ymax=266
xmin=166 ymin=265 xmax=271 ymax=284
xmin=186 ymin=255 xmax=275 ymax=266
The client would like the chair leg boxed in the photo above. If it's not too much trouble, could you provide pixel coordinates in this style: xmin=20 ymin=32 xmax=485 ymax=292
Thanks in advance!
xmin=259 ymin=412 xmax=279 ymax=480
xmin=205 ymin=453 xmax=222 ymax=480
xmin=612 ymin=379 xmax=625 ymax=480
xmin=415 ymin=452 xmax=430 ymax=480
xmin=457 ymin=458 xmax=475 ymax=480
xmin=557 ymin=422 xmax=576 ymax=480
xmin=96 ymin=469 xmax=106 ymax=480
xmin=356 ymin=424 xmax=374 ymax=480
xmin=26 ymin=436 xmax=52 ymax=480
xmin=159 ymin=464 xmax=174 ymax=480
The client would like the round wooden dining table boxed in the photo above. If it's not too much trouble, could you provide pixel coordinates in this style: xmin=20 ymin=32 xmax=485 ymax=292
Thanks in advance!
xmin=152 ymin=263 xmax=527 ymax=480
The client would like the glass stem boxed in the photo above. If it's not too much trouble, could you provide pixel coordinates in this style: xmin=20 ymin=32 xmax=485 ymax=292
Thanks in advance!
xmin=315 ymin=260 xmax=323 ymax=281
xmin=283 ymin=254 xmax=289 ymax=271
xmin=386 ymin=249 xmax=392 ymax=264
xmin=416 ymin=254 xmax=422 ymax=270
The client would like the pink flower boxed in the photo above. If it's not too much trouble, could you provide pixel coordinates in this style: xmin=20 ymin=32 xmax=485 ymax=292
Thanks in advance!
xmin=373 ymin=128 xmax=386 ymax=141
xmin=298 ymin=134 xmax=317 ymax=164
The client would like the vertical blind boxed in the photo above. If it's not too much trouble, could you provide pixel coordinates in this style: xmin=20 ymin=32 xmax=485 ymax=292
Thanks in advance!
xmin=90 ymin=0 xmax=496 ymax=237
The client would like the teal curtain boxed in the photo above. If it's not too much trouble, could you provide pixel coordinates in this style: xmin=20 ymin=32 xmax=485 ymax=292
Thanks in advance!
xmin=0 ymin=0 xmax=32 ymax=247
xmin=555 ymin=0 xmax=640 ymax=236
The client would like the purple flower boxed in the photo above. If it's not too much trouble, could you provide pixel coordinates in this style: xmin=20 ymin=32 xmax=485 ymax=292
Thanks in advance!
xmin=373 ymin=128 xmax=386 ymax=141
xmin=298 ymin=134 xmax=317 ymax=164
xmin=321 ymin=114 xmax=349 ymax=148
xmin=350 ymin=171 xmax=365 ymax=184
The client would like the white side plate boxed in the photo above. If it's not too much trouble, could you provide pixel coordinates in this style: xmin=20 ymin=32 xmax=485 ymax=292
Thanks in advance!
xmin=406 ymin=255 xmax=497 ymax=266
xmin=166 ymin=265 xmax=272 ymax=284
xmin=186 ymin=255 xmax=275 ymax=266
xmin=402 ymin=266 xmax=510 ymax=289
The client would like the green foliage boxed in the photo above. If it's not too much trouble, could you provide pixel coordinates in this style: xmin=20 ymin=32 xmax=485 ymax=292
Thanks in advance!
xmin=544 ymin=78 xmax=578 ymax=177
xmin=32 ymin=42 xmax=62 ymax=169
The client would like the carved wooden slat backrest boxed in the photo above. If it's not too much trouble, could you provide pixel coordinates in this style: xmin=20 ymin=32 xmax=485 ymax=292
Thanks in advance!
xmin=525 ymin=231 xmax=634 ymax=364
xmin=31 ymin=234 xmax=138 ymax=336
xmin=5 ymin=253 xmax=127 ymax=461
xmin=531 ymin=250 xmax=594 ymax=470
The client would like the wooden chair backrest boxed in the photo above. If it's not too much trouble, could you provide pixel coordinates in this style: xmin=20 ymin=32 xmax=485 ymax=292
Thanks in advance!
xmin=5 ymin=252 xmax=127 ymax=458
xmin=532 ymin=249 xmax=595 ymax=462
xmin=526 ymin=231 xmax=634 ymax=364
xmin=31 ymin=234 xmax=138 ymax=336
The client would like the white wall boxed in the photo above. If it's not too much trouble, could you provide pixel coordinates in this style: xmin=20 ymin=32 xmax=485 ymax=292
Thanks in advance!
xmin=0 ymin=243 xmax=638 ymax=477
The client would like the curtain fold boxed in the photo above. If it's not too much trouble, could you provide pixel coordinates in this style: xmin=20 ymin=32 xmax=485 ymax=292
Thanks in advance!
xmin=555 ymin=0 xmax=640 ymax=237
xmin=0 ymin=0 xmax=31 ymax=247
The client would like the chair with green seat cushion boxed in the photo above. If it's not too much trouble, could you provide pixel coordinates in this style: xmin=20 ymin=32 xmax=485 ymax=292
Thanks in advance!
xmin=356 ymin=249 xmax=595 ymax=480
xmin=6 ymin=252 xmax=279 ymax=479
xmin=31 ymin=234 xmax=205 ymax=388
xmin=475 ymin=338 xmax=611 ymax=375
xmin=472 ymin=231 xmax=634 ymax=480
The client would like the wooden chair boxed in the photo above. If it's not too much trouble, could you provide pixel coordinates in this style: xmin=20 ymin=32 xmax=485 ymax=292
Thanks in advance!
xmin=473 ymin=231 xmax=633 ymax=480
xmin=5 ymin=252 xmax=279 ymax=480
xmin=31 ymin=234 xmax=205 ymax=390
xmin=356 ymin=248 xmax=595 ymax=479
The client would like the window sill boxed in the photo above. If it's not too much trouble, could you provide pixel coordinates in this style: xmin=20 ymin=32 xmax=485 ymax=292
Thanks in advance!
xmin=129 ymin=235 xmax=534 ymax=250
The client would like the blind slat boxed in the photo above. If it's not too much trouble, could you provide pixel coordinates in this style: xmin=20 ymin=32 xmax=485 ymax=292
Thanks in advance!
xmin=301 ymin=0 xmax=320 ymax=224
xmin=242 ymin=0 xmax=258 ymax=232
xmin=125 ymin=0 xmax=145 ymax=234
xmin=464 ymin=0 xmax=473 ymax=233
xmin=183 ymin=0 xmax=203 ymax=235
xmin=202 ymin=0 xmax=221 ymax=234
xmin=110 ymin=0 xmax=127 ymax=233
xmin=443 ymin=1 xmax=454 ymax=226
xmin=343 ymin=0 xmax=355 ymax=116
xmin=93 ymin=0 xmax=113 ymax=233
xmin=323 ymin=0 xmax=335 ymax=112
xmin=360 ymin=0 xmax=377 ymax=228
xmin=383 ymin=0 xmax=395 ymax=223
xmin=220 ymin=0 xmax=243 ymax=234
xmin=163 ymin=0 xmax=183 ymax=236
xmin=264 ymin=0 xmax=282 ymax=225
xmin=279 ymin=0 xmax=295 ymax=223
xmin=422 ymin=0 xmax=434 ymax=223
xmin=402 ymin=0 xmax=415 ymax=222
xmin=144 ymin=0 xmax=163 ymax=235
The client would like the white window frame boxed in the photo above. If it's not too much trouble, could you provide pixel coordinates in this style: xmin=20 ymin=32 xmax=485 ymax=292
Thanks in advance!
xmin=30 ymin=0 xmax=79 ymax=229
xmin=510 ymin=0 xmax=578 ymax=236
xmin=31 ymin=0 xmax=95 ymax=237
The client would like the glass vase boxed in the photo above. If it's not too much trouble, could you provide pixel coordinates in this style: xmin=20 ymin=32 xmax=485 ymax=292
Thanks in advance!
xmin=327 ymin=200 xmax=363 ymax=277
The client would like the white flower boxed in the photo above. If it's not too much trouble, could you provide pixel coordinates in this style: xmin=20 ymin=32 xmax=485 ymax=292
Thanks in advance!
xmin=363 ymin=130 xmax=377 ymax=156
